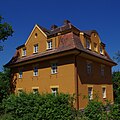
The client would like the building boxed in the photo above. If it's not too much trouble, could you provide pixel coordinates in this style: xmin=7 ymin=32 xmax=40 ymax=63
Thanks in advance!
xmin=5 ymin=20 xmax=116 ymax=109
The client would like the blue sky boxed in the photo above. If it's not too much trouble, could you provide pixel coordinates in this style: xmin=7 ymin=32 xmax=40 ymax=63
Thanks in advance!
xmin=0 ymin=0 xmax=120 ymax=71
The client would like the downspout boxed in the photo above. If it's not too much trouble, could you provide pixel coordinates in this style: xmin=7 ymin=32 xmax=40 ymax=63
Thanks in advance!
xmin=75 ymin=51 xmax=81 ymax=110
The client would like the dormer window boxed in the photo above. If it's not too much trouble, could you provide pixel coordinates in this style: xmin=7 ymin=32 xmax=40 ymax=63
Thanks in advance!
xmin=100 ymin=46 xmax=103 ymax=54
xmin=33 ymin=44 xmax=38 ymax=53
xmin=47 ymin=40 xmax=52 ymax=50
xmin=22 ymin=48 xmax=26 ymax=56
xmin=86 ymin=38 xmax=91 ymax=49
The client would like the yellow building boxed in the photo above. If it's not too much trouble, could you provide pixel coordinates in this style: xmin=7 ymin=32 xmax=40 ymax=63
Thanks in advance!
xmin=5 ymin=20 xmax=116 ymax=109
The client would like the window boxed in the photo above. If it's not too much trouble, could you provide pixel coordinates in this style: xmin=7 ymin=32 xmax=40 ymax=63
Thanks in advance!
xmin=33 ymin=67 xmax=38 ymax=76
xmin=47 ymin=40 xmax=52 ymax=50
xmin=101 ymin=65 xmax=105 ymax=76
xmin=35 ymin=33 xmax=38 ymax=38
xmin=88 ymin=87 xmax=93 ymax=100
xmin=19 ymin=70 xmax=23 ymax=78
xmin=33 ymin=44 xmax=38 ymax=53
xmin=51 ymin=63 xmax=57 ymax=74
xmin=102 ymin=87 xmax=106 ymax=98
xmin=94 ymin=43 xmax=97 ymax=52
xmin=87 ymin=62 xmax=92 ymax=74
xmin=33 ymin=88 xmax=39 ymax=94
xmin=100 ymin=46 xmax=103 ymax=54
xmin=86 ymin=38 xmax=91 ymax=49
xmin=22 ymin=48 xmax=26 ymax=56
xmin=17 ymin=89 xmax=23 ymax=96
xmin=51 ymin=88 xmax=58 ymax=96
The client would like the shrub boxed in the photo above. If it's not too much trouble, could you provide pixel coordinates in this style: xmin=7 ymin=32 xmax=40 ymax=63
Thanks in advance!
xmin=1 ymin=92 xmax=74 ymax=120
xmin=84 ymin=100 xmax=107 ymax=120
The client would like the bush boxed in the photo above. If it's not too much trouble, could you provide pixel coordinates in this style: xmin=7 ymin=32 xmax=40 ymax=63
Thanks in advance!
xmin=84 ymin=100 xmax=107 ymax=120
xmin=1 ymin=92 xmax=74 ymax=120
xmin=108 ymin=103 xmax=120 ymax=120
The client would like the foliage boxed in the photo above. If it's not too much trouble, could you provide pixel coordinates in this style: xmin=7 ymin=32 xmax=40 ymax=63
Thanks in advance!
xmin=1 ymin=92 xmax=74 ymax=120
xmin=112 ymin=71 xmax=120 ymax=104
xmin=0 ymin=67 xmax=11 ymax=102
xmin=108 ymin=103 xmax=120 ymax=120
xmin=0 ymin=16 xmax=13 ymax=50
xmin=84 ymin=100 xmax=107 ymax=120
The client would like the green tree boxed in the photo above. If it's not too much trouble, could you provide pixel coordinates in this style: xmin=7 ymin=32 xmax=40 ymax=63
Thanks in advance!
xmin=112 ymin=71 xmax=120 ymax=104
xmin=0 ymin=68 xmax=11 ymax=102
xmin=108 ymin=103 xmax=120 ymax=120
xmin=0 ymin=16 xmax=13 ymax=50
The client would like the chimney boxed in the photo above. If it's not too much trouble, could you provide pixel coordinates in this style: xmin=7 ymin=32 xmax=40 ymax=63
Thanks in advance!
xmin=51 ymin=24 xmax=58 ymax=30
xmin=64 ymin=20 xmax=70 ymax=25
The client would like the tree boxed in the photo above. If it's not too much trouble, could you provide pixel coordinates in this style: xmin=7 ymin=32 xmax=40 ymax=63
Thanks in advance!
xmin=0 ymin=67 xmax=11 ymax=102
xmin=0 ymin=16 xmax=13 ymax=50
xmin=112 ymin=71 xmax=120 ymax=104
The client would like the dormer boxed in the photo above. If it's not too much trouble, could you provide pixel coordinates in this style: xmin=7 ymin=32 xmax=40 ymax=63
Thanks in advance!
xmin=100 ymin=42 xmax=105 ymax=55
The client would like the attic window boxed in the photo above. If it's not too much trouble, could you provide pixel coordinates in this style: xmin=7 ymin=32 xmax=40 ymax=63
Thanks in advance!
xmin=35 ymin=33 xmax=38 ymax=38
xmin=86 ymin=38 xmax=91 ymax=49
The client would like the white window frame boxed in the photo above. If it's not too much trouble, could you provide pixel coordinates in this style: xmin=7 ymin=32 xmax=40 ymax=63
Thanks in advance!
xmin=87 ymin=62 xmax=92 ymax=74
xmin=86 ymin=38 xmax=91 ymax=49
xmin=51 ymin=88 xmax=58 ymax=96
xmin=47 ymin=40 xmax=52 ymax=50
xmin=33 ymin=44 xmax=38 ymax=53
xmin=100 ymin=46 xmax=103 ymax=54
xmin=22 ymin=48 xmax=26 ymax=56
xmin=33 ymin=67 xmax=38 ymax=76
xmin=51 ymin=63 xmax=57 ymax=74
xmin=17 ymin=88 xmax=23 ymax=96
xmin=19 ymin=70 xmax=23 ymax=78
xmin=88 ymin=87 xmax=93 ymax=100
xmin=102 ymin=87 xmax=106 ymax=98
xmin=32 ymin=87 xmax=39 ymax=94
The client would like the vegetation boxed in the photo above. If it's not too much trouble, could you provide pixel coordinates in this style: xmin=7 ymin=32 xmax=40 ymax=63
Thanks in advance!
xmin=0 ymin=93 xmax=74 ymax=120
xmin=0 ymin=16 xmax=13 ymax=50
xmin=0 ymin=92 xmax=119 ymax=120
xmin=112 ymin=71 xmax=120 ymax=104
xmin=0 ymin=68 xmax=11 ymax=102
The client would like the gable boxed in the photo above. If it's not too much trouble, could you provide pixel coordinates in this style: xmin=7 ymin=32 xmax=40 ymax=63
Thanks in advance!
xmin=25 ymin=24 xmax=47 ymax=45
xmin=24 ymin=25 xmax=47 ymax=56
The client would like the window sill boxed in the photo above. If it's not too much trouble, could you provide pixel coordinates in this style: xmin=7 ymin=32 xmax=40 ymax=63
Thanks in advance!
xmin=22 ymin=55 xmax=26 ymax=57
xmin=51 ymin=72 xmax=57 ymax=75
xmin=33 ymin=52 xmax=38 ymax=54
xmin=86 ymin=48 xmax=91 ymax=51
xmin=46 ymin=48 xmax=52 ymax=51
xmin=33 ymin=75 xmax=38 ymax=77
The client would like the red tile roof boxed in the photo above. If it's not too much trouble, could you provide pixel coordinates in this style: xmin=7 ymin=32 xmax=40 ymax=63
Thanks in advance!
xmin=5 ymin=22 xmax=116 ymax=67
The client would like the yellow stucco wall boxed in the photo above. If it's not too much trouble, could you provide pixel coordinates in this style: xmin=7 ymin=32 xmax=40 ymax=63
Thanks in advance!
xmin=13 ymin=55 xmax=75 ymax=95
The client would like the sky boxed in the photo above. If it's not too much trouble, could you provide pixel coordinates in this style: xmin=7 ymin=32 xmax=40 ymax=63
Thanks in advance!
xmin=0 ymin=0 xmax=120 ymax=71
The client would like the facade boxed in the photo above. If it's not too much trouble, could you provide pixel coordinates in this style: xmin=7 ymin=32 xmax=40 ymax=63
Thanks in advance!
xmin=5 ymin=20 xmax=116 ymax=109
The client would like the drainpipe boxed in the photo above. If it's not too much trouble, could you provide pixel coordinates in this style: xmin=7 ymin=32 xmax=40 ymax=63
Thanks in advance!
xmin=75 ymin=51 xmax=81 ymax=110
